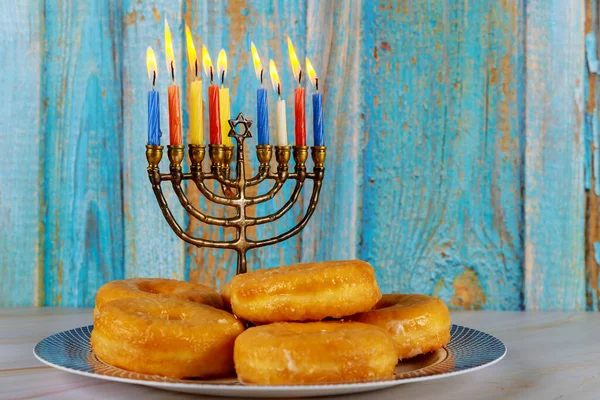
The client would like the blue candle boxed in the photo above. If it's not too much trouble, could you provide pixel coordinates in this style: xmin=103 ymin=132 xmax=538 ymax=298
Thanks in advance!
xmin=257 ymin=87 xmax=269 ymax=144
xmin=313 ymin=92 xmax=323 ymax=146
xmin=147 ymin=90 xmax=161 ymax=145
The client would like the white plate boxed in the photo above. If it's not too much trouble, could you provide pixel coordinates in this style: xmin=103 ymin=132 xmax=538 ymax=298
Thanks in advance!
xmin=34 ymin=324 xmax=505 ymax=398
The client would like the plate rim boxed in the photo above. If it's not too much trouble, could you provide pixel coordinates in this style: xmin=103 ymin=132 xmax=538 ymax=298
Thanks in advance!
xmin=33 ymin=324 xmax=506 ymax=392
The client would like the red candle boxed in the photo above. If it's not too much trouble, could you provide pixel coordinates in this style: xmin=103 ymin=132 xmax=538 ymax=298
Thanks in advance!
xmin=168 ymin=85 xmax=182 ymax=145
xmin=164 ymin=19 xmax=182 ymax=145
xmin=202 ymin=46 xmax=222 ymax=145
xmin=294 ymin=87 xmax=306 ymax=146
xmin=208 ymin=83 xmax=222 ymax=144
xmin=287 ymin=37 xmax=306 ymax=146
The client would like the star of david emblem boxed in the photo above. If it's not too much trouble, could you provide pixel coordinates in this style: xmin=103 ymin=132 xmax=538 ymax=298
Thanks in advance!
xmin=228 ymin=113 xmax=253 ymax=142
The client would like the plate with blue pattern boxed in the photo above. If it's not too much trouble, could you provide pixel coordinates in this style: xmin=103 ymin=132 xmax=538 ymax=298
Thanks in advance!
xmin=34 ymin=324 xmax=505 ymax=398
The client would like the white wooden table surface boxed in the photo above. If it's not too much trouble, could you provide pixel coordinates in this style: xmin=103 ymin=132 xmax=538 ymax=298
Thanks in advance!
xmin=1 ymin=309 xmax=599 ymax=400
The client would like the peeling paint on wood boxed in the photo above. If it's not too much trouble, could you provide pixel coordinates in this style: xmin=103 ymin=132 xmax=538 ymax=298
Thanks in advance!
xmin=525 ymin=0 xmax=586 ymax=311
xmin=300 ymin=0 xmax=363 ymax=263
xmin=42 ymin=1 xmax=124 ymax=306
xmin=0 ymin=1 xmax=43 ymax=306
xmin=584 ymin=0 xmax=599 ymax=311
xmin=0 ymin=1 xmax=597 ymax=309
xmin=360 ymin=0 xmax=524 ymax=309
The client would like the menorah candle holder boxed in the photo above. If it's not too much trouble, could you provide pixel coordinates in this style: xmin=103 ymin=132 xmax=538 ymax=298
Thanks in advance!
xmin=146 ymin=113 xmax=326 ymax=275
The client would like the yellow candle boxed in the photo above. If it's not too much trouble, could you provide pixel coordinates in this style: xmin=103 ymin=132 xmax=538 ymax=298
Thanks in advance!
xmin=219 ymin=87 xmax=231 ymax=145
xmin=185 ymin=25 xmax=203 ymax=144
xmin=217 ymin=49 xmax=232 ymax=146
xmin=190 ymin=80 xmax=203 ymax=144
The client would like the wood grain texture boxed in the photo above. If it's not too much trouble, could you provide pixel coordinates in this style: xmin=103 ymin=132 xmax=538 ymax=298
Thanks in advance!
xmin=0 ymin=1 xmax=43 ymax=306
xmin=42 ymin=1 xmax=124 ymax=306
xmin=360 ymin=1 xmax=524 ymax=309
xmin=300 ymin=0 xmax=363 ymax=263
xmin=122 ymin=1 xmax=186 ymax=282
xmin=524 ymin=0 xmax=586 ymax=311
xmin=584 ymin=0 xmax=600 ymax=311
xmin=0 ymin=1 xmax=596 ymax=310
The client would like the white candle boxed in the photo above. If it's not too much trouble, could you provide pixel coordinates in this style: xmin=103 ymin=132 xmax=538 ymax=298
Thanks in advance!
xmin=276 ymin=99 xmax=288 ymax=146
xmin=269 ymin=59 xmax=288 ymax=146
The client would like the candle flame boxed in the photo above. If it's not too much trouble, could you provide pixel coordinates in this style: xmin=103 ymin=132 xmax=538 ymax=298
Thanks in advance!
xmin=250 ymin=41 xmax=263 ymax=81
xmin=164 ymin=18 xmax=175 ymax=81
xmin=269 ymin=59 xmax=281 ymax=96
xmin=146 ymin=47 xmax=158 ymax=86
xmin=185 ymin=24 xmax=198 ymax=76
xmin=305 ymin=57 xmax=318 ymax=88
xmin=217 ymin=49 xmax=227 ymax=84
xmin=286 ymin=36 xmax=301 ymax=83
xmin=202 ymin=46 xmax=213 ymax=81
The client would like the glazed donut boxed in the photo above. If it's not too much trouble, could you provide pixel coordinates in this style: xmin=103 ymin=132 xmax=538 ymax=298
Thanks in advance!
xmin=349 ymin=294 xmax=451 ymax=359
xmin=91 ymin=297 xmax=244 ymax=378
xmin=229 ymin=260 xmax=381 ymax=324
xmin=234 ymin=321 xmax=398 ymax=384
xmin=94 ymin=278 xmax=223 ymax=315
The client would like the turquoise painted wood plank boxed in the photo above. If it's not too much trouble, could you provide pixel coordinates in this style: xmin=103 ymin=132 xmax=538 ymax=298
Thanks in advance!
xmin=122 ymin=1 xmax=186 ymax=281
xmin=524 ymin=0 xmax=586 ymax=311
xmin=0 ymin=2 xmax=43 ymax=306
xmin=300 ymin=0 xmax=363 ymax=263
xmin=42 ymin=1 xmax=124 ymax=306
xmin=185 ymin=0 xmax=307 ymax=288
xmin=360 ymin=1 xmax=524 ymax=309
xmin=584 ymin=0 xmax=600 ymax=311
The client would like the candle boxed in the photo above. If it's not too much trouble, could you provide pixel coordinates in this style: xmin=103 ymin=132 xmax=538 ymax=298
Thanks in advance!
xmin=165 ymin=19 xmax=182 ymax=145
xmin=217 ymin=49 xmax=232 ymax=145
xmin=257 ymin=89 xmax=269 ymax=144
xmin=146 ymin=47 xmax=161 ymax=145
xmin=306 ymin=58 xmax=323 ymax=146
xmin=269 ymin=59 xmax=287 ymax=146
xmin=185 ymin=25 xmax=203 ymax=144
xmin=202 ymin=46 xmax=221 ymax=144
xmin=287 ymin=37 xmax=306 ymax=146
xmin=294 ymin=88 xmax=306 ymax=146
xmin=251 ymin=42 xmax=269 ymax=145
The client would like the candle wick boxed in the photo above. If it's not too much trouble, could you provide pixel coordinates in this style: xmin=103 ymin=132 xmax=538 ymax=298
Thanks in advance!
xmin=152 ymin=70 xmax=156 ymax=89
xmin=170 ymin=61 xmax=175 ymax=83
xmin=298 ymin=70 xmax=302 ymax=87
xmin=316 ymin=77 xmax=319 ymax=92
xmin=260 ymin=69 xmax=263 ymax=85
xmin=194 ymin=60 xmax=198 ymax=78
xmin=277 ymin=83 xmax=281 ymax=98
xmin=210 ymin=66 xmax=213 ymax=84
xmin=221 ymin=70 xmax=225 ymax=86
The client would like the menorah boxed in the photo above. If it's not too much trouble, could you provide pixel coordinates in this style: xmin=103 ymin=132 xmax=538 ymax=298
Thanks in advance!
xmin=145 ymin=113 xmax=326 ymax=275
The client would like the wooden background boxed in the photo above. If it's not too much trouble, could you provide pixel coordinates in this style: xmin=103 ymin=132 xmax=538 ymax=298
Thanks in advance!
xmin=1 ymin=0 xmax=598 ymax=311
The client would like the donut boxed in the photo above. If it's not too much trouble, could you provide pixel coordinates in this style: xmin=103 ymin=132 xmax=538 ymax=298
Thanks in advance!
xmin=349 ymin=294 xmax=451 ymax=359
xmin=91 ymin=297 xmax=244 ymax=378
xmin=94 ymin=278 xmax=223 ymax=316
xmin=229 ymin=260 xmax=381 ymax=324
xmin=234 ymin=321 xmax=398 ymax=384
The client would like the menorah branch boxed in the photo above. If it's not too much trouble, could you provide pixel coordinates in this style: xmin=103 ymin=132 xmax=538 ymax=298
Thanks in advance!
xmin=190 ymin=173 xmax=239 ymax=206
xmin=246 ymin=180 xmax=305 ymax=226
xmin=250 ymin=177 xmax=324 ymax=248
xmin=147 ymin=175 xmax=237 ymax=249
xmin=171 ymin=182 xmax=238 ymax=227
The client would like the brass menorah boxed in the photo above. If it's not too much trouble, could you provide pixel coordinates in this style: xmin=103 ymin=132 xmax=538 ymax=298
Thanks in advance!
xmin=145 ymin=113 xmax=326 ymax=275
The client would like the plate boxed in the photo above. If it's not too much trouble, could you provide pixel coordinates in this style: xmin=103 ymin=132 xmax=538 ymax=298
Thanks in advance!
xmin=34 ymin=324 xmax=505 ymax=398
